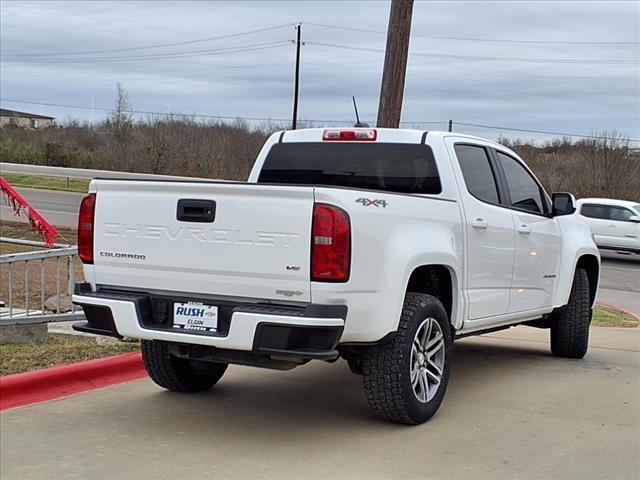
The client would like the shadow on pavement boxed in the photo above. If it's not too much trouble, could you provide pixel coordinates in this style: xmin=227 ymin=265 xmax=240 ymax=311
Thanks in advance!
xmin=81 ymin=338 xmax=568 ymax=434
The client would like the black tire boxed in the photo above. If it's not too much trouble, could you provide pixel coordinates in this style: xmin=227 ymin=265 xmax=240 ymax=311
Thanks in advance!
xmin=141 ymin=340 xmax=228 ymax=393
xmin=550 ymin=268 xmax=592 ymax=359
xmin=361 ymin=293 xmax=453 ymax=425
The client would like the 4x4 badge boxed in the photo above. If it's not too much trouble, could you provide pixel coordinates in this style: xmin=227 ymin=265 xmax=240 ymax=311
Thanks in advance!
xmin=356 ymin=198 xmax=388 ymax=208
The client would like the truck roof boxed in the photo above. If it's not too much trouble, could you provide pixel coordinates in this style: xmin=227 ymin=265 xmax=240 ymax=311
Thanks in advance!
xmin=278 ymin=128 xmax=506 ymax=149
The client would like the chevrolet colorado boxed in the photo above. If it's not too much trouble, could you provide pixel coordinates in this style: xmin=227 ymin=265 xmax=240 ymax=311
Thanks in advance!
xmin=73 ymin=128 xmax=600 ymax=424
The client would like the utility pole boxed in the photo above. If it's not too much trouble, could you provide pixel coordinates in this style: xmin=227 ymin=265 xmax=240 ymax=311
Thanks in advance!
xmin=377 ymin=0 xmax=414 ymax=128
xmin=448 ymin=119 xmax=453 ymax=132
xmin=291 ymin=23 xmax=301 ymax=130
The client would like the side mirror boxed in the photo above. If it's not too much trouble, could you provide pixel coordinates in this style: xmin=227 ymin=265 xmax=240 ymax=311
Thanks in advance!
xmin=629 ymin=215 xmax=640 ymax=223
xmin=551 ymin=192 xmax=576 ymax=217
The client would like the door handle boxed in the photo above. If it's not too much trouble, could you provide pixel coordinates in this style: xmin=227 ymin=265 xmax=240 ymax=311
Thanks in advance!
xmin=518 ymin=224 xmax=531 ymax=234
xmin=471 ymin=218 xmax=488 ymax=229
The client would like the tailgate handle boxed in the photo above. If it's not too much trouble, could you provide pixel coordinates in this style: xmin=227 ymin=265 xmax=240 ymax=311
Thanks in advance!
xmin=176 ymin=199 xmax=216 ymax=223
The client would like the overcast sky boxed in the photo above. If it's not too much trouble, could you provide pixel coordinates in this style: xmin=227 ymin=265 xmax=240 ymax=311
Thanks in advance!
xmin=1 ymin=0 xmax=638 ymax=143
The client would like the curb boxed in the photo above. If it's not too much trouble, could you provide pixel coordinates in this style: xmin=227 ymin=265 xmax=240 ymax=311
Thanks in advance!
xmin=0 ymin=351 xmax=146 ymax=411
xmin=597 ymin=301 xmax=640 ymax=322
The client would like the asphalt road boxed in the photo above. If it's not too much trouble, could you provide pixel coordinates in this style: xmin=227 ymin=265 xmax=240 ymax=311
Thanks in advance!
xmin=1 ymin=326 xmax=638 ymax=480
xmin=0 ymin=187 xmax=83 ymax=228
xmin=2 ymin=187 xmax=638 ymax=312
xmin=597 ymin=251 xmax=640 ymax=316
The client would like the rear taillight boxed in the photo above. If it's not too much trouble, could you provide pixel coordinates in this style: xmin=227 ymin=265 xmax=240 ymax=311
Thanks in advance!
xmin=78 ymin=193 xmax=96 ymax=264
xmin=311 ymin=203 xmax=351 ymax=282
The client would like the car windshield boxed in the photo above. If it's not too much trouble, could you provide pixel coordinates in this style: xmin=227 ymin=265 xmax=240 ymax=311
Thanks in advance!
xmin=633 ymin=204 xmax=640 ymax=214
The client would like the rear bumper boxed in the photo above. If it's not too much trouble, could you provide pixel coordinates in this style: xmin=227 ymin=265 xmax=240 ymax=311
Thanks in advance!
xmin=72 ymin=284 xmax=345 ymax=360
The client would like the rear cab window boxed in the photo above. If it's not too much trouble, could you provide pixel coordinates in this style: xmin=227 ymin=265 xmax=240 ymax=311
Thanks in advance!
xmin=258 ymin=143 xmax=442 ymax=195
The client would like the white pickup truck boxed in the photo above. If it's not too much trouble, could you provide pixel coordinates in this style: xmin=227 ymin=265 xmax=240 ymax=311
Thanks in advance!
xmin=73 ymin=128 xmax=600 ymax=424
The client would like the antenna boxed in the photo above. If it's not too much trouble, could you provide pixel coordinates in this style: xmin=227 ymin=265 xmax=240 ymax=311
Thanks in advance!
xmin=352 ymin=96 xmax=370 ymax=127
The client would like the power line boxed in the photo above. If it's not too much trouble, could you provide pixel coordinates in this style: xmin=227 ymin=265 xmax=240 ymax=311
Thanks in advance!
xmin=402 ymin=120 xmax=640 ymax=142
xmin=306 ymin=41 xmax=639 ymax=65
xmin=4 ymin=36 xmax=637 ymax=68
xmin=456 ymin=122 xmax=640 ymax=142
xmin=0 ymin=98 xmax=359 ymax=123
xmin=1 ymin=24 xmax=294 ymax=58
xmin=1 ymin=42 xmax=292 ymax=64
xmin=0 ymin=98 xmax=292 ymax=122
xmin=123 ymin=61 xmax=294 ymax=75
xmin=303 ymin=22 xmax=640 ymax=46
xmin=2 ymin=99 xmax=638 ymax=142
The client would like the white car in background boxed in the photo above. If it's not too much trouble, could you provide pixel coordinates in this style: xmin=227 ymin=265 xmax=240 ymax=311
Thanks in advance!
xmin=577 ymin=198 xmax=640 ymax=254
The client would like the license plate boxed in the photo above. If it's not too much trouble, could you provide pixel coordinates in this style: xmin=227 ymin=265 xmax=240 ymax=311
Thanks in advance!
xmin=173 ymin=302 xmax=218 ymax=332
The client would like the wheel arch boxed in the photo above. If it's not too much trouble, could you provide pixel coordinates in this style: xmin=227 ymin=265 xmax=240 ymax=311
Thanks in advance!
xmin=575 ymin=254 xmax=599 ymax=307
xmin=405 ymin=264 xmax=461 ymax=330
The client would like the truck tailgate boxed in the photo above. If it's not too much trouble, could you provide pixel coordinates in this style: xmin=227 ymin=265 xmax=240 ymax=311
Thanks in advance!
xmin=90 ymin=180 xmax=313 ymax=302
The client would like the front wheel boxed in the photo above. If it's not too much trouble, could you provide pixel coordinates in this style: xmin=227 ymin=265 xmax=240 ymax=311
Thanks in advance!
xmin=141 ymin=340 xmax=228 ymax=392
xmin=550 ymin=268 xmax=592 ymax=359
xmin=361 ymin=293 xmax=453 ymax=425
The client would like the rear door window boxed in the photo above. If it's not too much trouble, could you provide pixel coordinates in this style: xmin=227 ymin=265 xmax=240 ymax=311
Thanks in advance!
xmin=454 ymin=144 xmax=500 ymax=204
xmin=259 ymin=143 xmax=441 ymax=194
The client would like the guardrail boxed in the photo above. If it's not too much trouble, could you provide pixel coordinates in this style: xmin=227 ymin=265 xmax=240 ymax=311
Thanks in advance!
xmin=0 ymin=238 xmax=84 ymax=325
xmin=0 ymin=162 xmax=210 ymax=182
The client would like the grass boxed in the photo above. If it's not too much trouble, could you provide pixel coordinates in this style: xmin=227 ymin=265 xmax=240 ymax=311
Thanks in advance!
xmin=1 ymin=172 xmax=90 ymax=193
xmin=0 ymin=337 xmax=140 ymax=376
xmin=1 ymin=219 xmax=78 ymax=245
xmin=0 ymin=243 xmax=38 ymax=255
xmin=592 ymin=305 xmax=639 ymax=328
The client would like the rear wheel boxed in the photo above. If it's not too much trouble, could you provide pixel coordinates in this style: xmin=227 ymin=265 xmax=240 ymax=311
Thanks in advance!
xmin=361 ymin=293 xmax=453 ymax=425
xmin=141 ymin=340 xmax=228 ymax=392
xmin=550 ymin=268 xmax=592 ymax=358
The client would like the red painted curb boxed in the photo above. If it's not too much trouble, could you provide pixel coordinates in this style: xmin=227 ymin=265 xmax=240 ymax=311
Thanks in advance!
xmin=0 ymin=351 xmax=147 ymax=410
xmin=597 ymin=301 xmax=640 ymax=322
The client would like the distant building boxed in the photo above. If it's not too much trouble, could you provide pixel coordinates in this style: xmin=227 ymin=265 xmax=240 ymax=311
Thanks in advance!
xmin=0 ymin=108 xmax=55 ymax=129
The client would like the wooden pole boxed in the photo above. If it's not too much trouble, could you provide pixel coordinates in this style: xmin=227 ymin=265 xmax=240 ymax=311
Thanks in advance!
xmin=376 ymin=0 xmax=414 ymax=128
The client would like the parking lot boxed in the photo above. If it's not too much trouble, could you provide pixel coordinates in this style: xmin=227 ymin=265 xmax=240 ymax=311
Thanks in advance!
xmin=1 ymin=326 xmax=638 ymax=480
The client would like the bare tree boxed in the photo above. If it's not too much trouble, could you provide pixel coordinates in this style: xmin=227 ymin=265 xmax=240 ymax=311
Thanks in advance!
xmin=108 ymin=82 xmax=132 ymax=143
xmin=2 ymin=117 xmax=637 ymax=200
xmin=505 ymin=131 xmax=639 ymax=201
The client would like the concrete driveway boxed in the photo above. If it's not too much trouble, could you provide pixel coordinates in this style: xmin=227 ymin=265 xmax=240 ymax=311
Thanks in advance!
xmin=1 ymin=326 xmax=638 ymax=480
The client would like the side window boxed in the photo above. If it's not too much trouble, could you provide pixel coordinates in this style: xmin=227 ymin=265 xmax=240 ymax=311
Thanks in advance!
xmin=495 ymin=151 xmax=544 ymax=214
xmin=455 ymin=145 xmax=499 ymax=204
xmin=581 ymin=204 xmax=608 ymax=219
xmin=607 ymin=206 xmax=636 ymax=222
